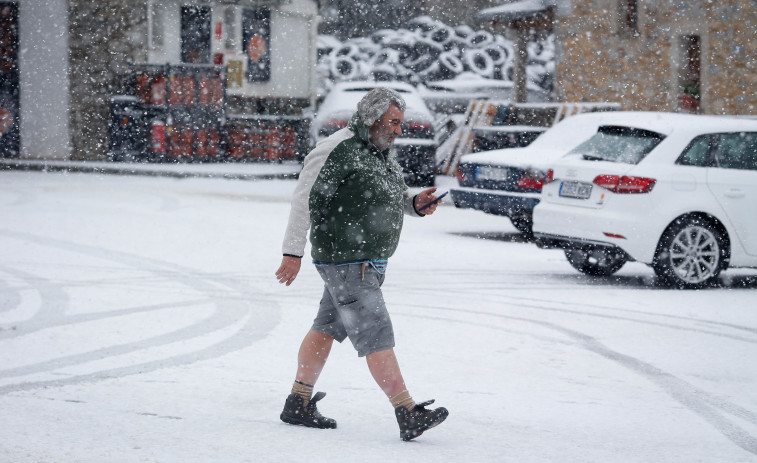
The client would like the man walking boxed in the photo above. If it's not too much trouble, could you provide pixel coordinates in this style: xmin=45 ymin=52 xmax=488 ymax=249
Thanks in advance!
xmin=275 ymin=87 xmax=448 ymax=441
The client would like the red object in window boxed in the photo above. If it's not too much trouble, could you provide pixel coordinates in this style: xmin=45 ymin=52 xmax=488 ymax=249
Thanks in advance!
xmin=150 ymin=121 xmax=166 ymax=153
xmin=198 ymin=76 xmax=211 ymax=106
xmin=248 ymin=35 xmax=267 ymax=62
xmin=215 ymin=22 xmax=223 ymax=40
xmin=213 ymin=53 xmax=224 ymax=65
xmin=593 ymin=175 xmax=656 ymax=194
xmin=680 ymin=94 xmax=699 ymax=112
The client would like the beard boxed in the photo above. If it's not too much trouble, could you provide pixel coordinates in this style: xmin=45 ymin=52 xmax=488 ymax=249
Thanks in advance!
xmin=373 ymin=134 xmax=396 ymax=150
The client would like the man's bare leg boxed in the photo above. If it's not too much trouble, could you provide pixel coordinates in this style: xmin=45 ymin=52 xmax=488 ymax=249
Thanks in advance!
xmin=295 ymin=329 xmax=334 ymax=387
xmin=366 ymin=348 xmax=407 ymax=398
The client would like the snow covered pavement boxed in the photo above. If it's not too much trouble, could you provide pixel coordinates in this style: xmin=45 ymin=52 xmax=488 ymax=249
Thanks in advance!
xmin=1 ymin=171 xmax=756 ymax=462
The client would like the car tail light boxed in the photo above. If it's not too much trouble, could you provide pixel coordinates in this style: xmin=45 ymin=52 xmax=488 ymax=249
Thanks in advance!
xmin=456 ymin=166 xmax=467 ymax=184
xmin=405 ymin=121 xmax=430 ymax=130
xmin=545 ymin=169 xmax=555 ymax=184
xmin=515 ymin=169 xmax=545 ymax=190
xmin=593 ymin=175 xmax=656 ymax=194
xmin=318 ymin=119 xmax=349 ymax=138
xmin=325 ymin=119 xmax=348 ymax=129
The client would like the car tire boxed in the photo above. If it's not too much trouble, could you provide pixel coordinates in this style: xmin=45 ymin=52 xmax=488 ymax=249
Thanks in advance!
xmin=564 ymin=248 xmax=626 ymax=277
xmin=653 ymin=217 xmax=728 ymax=289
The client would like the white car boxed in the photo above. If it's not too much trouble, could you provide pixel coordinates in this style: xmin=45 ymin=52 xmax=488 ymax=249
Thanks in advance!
xmin=532 ymin=112 xmax=757 ymax=288
xmin=311 ymin=81 xmax=437 ymax=186
xmin=451 ymin=111 xmax=620 ymax=235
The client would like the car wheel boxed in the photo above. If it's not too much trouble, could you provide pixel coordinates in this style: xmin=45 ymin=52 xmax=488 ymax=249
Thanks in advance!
xmin=564 ymin=248 xmax=626 ymax=276
xmin=653 ymin=217 xmax=727 ymax=289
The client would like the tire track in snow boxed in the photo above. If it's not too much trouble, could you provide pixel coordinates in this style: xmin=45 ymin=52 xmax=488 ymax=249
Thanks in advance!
xmin=396 ymin=303 xmax=757 ymax=457
xmin=390 ymin=278 xmax=757 ymax=344
xmin=0 ymin=265 xmax=70 ymax=329
xmin=0 ymin=229 xmax=281 ymax=394
xmin=0 ymin=274 xmax=22 ymax=316
xmin=397 ymin=257 xmax=757 ymax=331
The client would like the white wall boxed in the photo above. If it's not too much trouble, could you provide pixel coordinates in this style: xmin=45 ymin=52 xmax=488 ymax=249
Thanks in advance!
xmin=18 ymin=0 xmax=70 ymax=159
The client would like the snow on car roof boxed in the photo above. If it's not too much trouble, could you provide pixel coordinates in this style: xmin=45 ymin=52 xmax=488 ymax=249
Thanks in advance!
xmin=459 ymin=111 xmax=757 ymax=169
xmin=315 ymin=81 xmax=433 ymax=123
xmin=459 ymin=111 xmax=616 ymax=167
xmin=569 ymin=111 xmax=757 ymax=136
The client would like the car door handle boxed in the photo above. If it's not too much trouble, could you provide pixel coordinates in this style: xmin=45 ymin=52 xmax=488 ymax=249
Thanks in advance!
xmin=723 ymin=189 xmax=745 ymax=198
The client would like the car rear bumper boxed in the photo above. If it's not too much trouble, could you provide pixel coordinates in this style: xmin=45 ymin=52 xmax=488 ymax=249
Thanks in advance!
xmin=532 ymin=198 xmax=655 ymax=263
xmin=533 ymin=232 xmax=633 ymax=260
xmin=450 ymin=187 xmax=540 ymax=218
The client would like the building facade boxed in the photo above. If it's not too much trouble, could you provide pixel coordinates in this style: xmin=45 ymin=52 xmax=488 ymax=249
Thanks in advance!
xmin=2 ymin=0 xmax=318 ymax=161
xmin=554 ymin=0 xmax=756 ymax=115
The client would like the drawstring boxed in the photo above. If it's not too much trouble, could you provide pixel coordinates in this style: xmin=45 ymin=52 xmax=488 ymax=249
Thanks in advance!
xmin=361 ymin=262 xmax=368 ymax=281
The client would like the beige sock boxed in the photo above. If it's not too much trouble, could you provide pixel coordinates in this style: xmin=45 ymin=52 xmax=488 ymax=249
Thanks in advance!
xmin=291 ymin=380 xmax=314 ymax=407
xmin=390 ymin=390 xmax=416 ymax=410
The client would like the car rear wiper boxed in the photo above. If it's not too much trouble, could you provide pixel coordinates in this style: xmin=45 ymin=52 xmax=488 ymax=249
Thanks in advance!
xmin=582 ymin=154 xmax=607 ymax=161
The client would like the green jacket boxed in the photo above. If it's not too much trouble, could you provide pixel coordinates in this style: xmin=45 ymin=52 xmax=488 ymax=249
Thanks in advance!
xmin=308 ymin=115 xmax=409 ymax=262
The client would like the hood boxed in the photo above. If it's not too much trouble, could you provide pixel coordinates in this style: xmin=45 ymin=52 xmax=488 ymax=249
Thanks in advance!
xmin=348 ymin=112 xmax=372 ymax=145
xmin=348 ymin=112 xmax=394 ymax=158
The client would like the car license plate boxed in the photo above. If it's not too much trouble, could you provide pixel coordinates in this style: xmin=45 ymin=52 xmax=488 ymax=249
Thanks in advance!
xmin=476 ymin=166 xmax=509 ymax=181
xmin=559 ymin=181 xmax=592 ymax=199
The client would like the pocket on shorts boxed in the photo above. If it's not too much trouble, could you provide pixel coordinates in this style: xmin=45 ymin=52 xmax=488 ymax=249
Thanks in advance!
xmin=318 ymin=264 xmax=352 ymax=285
xmin=335 ymin=265 xmax=354 ymax=284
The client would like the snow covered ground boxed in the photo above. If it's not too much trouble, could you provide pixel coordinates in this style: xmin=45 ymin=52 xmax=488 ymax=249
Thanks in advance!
xmin=1 ymin=170 xmax=757 ymax=463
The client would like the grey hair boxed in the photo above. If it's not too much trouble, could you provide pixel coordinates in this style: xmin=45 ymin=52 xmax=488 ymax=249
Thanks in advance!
xmin=357 ymin=87 xmax=407 ymax=127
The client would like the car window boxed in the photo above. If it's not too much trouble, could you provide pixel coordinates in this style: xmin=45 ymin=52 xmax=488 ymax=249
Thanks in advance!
xmin=678 ymin=135 xmax=715 ymax=167
xmin=713 ymin=132 xmax=757 ymax=171
xmin=567 ymin=126 xmax=665 ymax=164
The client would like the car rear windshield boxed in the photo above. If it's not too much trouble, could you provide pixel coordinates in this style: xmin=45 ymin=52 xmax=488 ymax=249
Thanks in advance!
xmin=568 ymin=126 xmax=665 ymax=164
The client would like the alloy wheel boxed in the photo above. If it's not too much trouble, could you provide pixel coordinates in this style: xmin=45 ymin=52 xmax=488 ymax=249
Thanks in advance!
xmin=667 ymin=225 xmax=720 ymax=284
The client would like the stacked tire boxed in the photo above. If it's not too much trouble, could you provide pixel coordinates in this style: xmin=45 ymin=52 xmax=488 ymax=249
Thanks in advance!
xmin=316 ymin=15 xmax=554 ymax=96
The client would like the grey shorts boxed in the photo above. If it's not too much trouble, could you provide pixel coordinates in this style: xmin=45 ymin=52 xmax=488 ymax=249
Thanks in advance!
xmin=312 ymin=263 xmax=395 ymax=357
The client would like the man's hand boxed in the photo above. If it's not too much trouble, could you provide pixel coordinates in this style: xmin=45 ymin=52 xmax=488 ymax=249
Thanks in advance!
xmin=276 ymin=255 xmax=302 ymax=286
xmin=414 ymin=187 xmax=441 ymax=215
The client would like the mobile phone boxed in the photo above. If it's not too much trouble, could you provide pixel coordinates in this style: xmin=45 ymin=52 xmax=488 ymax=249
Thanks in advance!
xmin=418 ymin=191 xmax=448 ymax=212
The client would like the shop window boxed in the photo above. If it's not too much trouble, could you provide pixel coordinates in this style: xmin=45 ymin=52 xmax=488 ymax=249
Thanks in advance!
xmin=242 ymin=8 xmax=271 ymax=82
xmin=181 ymin=6 xmax=211 ymax=64
xmin=0 ymin=1 xmax=20 ymax=157
xmin=618 ymin=0 xmax=638 ymax=37
xmin=679 ymin=35 xmax=701 ymax=113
